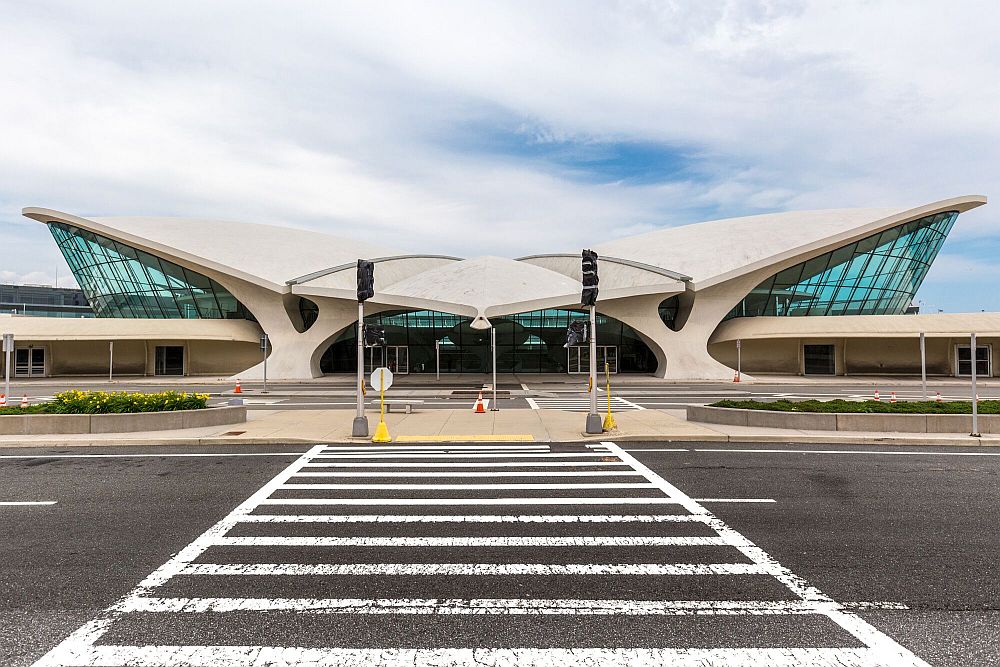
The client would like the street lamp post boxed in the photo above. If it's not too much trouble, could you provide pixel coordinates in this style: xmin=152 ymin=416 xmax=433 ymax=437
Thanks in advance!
xmin=971 ymin=332 xmax=980 ymax=437
xmin=491 ymin=326 xmax=499 ymax=411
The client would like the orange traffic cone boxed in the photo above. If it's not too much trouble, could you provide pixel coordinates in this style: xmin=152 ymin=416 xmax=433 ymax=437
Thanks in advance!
xmin=890 ymin=391 xmax=897 ymax=404
xmin=0 ymin=394 xmax=5 ymax=407
xmin=234 ymin=379 xmax=242 ymax=394
xmin=474 ymin=390 xmax=486 ymax=414
xmin=20 ymin=395 xmax=28 ymax=408
xmin=873 ymin=388 xmax=880 ymax=401
xmin=976 ymin=393 xmax=981 ymax=403
xmin=935 ymin=391 xmax=943 ymax=403
xmin=732 ymin=370 xmax=740 ymax=383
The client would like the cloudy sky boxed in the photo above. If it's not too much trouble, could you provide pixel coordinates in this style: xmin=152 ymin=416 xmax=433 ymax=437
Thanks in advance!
xmin=1 ymin=0 xmax=998 ymax=311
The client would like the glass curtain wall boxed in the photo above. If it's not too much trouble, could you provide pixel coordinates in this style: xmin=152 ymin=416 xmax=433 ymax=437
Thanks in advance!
xmin=726 ymin=211 xmax=958 ymax=319
xmin=48 ymin=222 xmax=254 ymax=320
xmin=321 ymin=308 xmax=656 ymax=373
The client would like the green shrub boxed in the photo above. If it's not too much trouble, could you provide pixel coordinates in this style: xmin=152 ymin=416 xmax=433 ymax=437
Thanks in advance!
xmin=0 ymin=390 xmax=209 ymax=415
xmin=710 ymin=398 xmax=1000 ymax=414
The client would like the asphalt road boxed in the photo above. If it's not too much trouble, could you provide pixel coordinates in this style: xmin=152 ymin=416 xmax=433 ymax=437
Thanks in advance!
xmin=2 ymin=442 xmax=998 ymax=666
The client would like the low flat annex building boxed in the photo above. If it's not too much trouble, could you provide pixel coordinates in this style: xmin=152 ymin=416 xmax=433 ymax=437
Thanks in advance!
xmin=3 ymin=195 xmax=993 ymax=380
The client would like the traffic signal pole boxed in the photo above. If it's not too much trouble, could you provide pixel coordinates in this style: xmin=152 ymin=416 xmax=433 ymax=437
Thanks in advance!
xmin=586 ymin=304 xmax=601 ymax=433
xmin=352 ymin=300 xmax=368 ymax=437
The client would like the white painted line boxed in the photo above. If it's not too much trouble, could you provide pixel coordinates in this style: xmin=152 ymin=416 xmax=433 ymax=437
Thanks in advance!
xmin=278 ymin=482 xmax=656 ymax=490
xmin=310 ymin=453 xmax=617 ymax=459
xmin=520 ymin=383 xmax=530 ymax=391
xmin=614 ymin=396 xmax=646 ymax=410
xmin=321 ymin=445 xmax=549 ymax=451
xmin=693 ymin=498 xmax=777 ymax=503
xmin=239 ymin=513 xmax=708 ymax=523
xmin=29 ymin=444 xmax=329 ymax=667
xmin=258 ymin=496 xmax=685 ymax=506
xmin=598 ymin=442 xmax=931 ymax=667
xmin=214 ymin=535 xmax=726 ymax=547
xmin=0 ymin=452 xmax=304 ymax=459
xmin=525 ymin=397 xmax=540 ymax=409
xmin=692 ymin=448 xmax=1000 ymax=457
xmin=180 ymin=562 xmax=774 ymax=576
xmin=0 ymin=501 xmax=56 ymax=506
xmin=301 ymin=461 xmax=631 ymax=467
xmin=119 ymin=596 xmax=836 ymax=615
xmin=620 ymin=448 xmax=690 ymax=452
xmin=61 ymin=646 xmax=894 ymax=667
xmin=290 ymin=471 xmax=644 ymax=478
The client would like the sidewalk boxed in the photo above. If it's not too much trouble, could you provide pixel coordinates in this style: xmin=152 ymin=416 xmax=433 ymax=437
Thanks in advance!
xmin=1 ymin=407 xmax=998 ymax=448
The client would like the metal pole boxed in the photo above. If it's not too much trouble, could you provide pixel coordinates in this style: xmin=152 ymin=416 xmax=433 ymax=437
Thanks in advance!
xmin=919 ymin=332 xmax=927 ymax=400
xmin=737 ymin=339 xmax=742 ymax=381
xmin=352 ymin=302 xmax=369 ymax=437
xmin=436 ymin=340 xmax=440 ymax=381
xmin=3 ymin=334 xmax=11 ymax=399
xmin=491 ymin=326 xmax=498 ymax=411
xmin=971 ymin=332 xmax=979 ymax=437
xmin=109 ymin=341 xmax=114 ymax=382
xmin=585 ymin=305 xmax=602 ymax=433
xmin=262 ymin=335 xmax=268 ymax=394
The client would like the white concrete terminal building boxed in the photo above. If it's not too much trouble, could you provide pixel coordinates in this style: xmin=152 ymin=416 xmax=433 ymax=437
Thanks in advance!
xmin=3 ymin=195 xmax=993 ymax=380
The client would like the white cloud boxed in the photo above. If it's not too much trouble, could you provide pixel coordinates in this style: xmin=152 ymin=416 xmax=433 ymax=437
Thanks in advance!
xmin=0 ymin=0 xmax=998 ymax=308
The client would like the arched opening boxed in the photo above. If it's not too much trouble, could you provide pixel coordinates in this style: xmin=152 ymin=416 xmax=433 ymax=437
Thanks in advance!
xmin=319 ymin=308 xmax=656 ymax=374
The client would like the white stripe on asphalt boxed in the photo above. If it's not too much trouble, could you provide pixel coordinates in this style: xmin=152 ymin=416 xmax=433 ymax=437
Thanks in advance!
xmin=693 ymin=498 xmax=777 ymax=503
xmin=278 ymin=482 xmax=656 ymax=490
xmin=301 ymin=461 xmax=631 ymax=467
xmin=214 ymin=536 xmax=726 ymax=547
xmin=117 ymin=597 xmax=847 ymax=615
xmin=239 ymin=514 xmax=708 ymax=523
xmin=289 ymin=470 xmax=643 ymax=478
xmin=310 ymin=453 xmax=617 ymax=459
xmin=691 ymin=448 xmax=1000 ymax=457
xmin=180 ymin=563 xmax=773 ymax=576
xmin=63 ymin=646 xmax=899 ymax=667
xmin=258 ymin=497 xmax=686 ymax=506
xmin=0 ymin=501 xmax=56 ymax=506
xmin=320 ymin=445 xmax=549 ymax=451
xmin=0 ymin=452 xmax=305 ymax=459
xmin=525 ymin=397 xmax=540 ymax=409
xmin=614 ymin=396 xmax=646 ymax=410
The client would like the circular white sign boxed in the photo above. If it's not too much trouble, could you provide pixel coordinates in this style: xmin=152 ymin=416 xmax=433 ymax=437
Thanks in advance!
xmin=370 ymin=367 xmax=394 ymax=391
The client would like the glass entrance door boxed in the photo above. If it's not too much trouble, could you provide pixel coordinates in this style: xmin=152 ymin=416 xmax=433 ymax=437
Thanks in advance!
xmin=155 ymin=346 xmax=185 ymax=376
xmin=14 ymin=348 xmax=45 ymax=377
xmin=567 ymin=346 xmax=618 ymax=374
xmin=365 ymin=346 xmax=409 ymax=374
xmin=956 ymin=345 xmax=991 ymax=377
xmin=803 ymin=344 xmax=836 ymax=375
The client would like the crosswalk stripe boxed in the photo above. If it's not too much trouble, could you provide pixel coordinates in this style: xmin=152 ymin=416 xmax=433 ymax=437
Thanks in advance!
xmin=179 ymin=563 xmax=776 ymax=576
xmin=289 ymin=471 xmax=644 ymax=478
xmin=257 ymin=497 xmax=686 ymax=505
xmin=310 ymin=452 xmax=615 ymax=459
xmin=278 ymin=482 xmax=656 ymax=490
xmin=300 ymin=461 xmax=632 ymax=467
xmin=238 ymin=514 xmax=707 ymax=523
xmin=213 ymin=536 xmax=727 ymax=547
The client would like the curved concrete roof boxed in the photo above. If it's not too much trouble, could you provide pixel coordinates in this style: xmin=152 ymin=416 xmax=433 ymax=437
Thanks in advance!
xmin=711 ymin=312 xmax=1000 ymax=342
xmin=594 ymin=196 xmax=986 ymax=289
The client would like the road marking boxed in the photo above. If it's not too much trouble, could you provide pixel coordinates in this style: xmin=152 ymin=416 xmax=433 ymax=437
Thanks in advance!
xmin=258 ymin=496 xmax=686 ymax=505
xmin=321 ymin=445 xmax=547 ymax=451
xmin=180 ymin=563 xmax=775 ymax=576
xmin=525 ymin=397 xmax=540 ymax=409
xmin=394 ymin=435 xmax=536 ymax=442
xmin=0 ymin=453 xmax=305 ymax=459
xmin=239 ymin=513 xmax=707 ymax=523
xmin=614 ymin=396 xmax=646 ymax=410
xmin=692 ymin=448 xmax=1000 ymax=457
xmin=289 ymin=471 xmax=644 ymax=477
xmin=0 ymin=501 xmax=56 ymax=506
xmin=278 ymin=482 xmax=656 ymax=490
xmin=119 ymin=597 xmax=844 ymax=615
xmin=52 ymin=646 xmax=902 ymax=666
xmin=301 ymin=461 xmax=632 ymax=467
xmin=311 ymin=452 xmax=602 ymax=458
xmin=214 ymin=536 xmax=727 ymax=547
xmin=693 ymin=498 xmax=777 ymax=503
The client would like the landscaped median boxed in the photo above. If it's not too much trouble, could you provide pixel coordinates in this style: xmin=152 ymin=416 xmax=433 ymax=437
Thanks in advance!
xmin=0 ymin=390 xmax=245 ymax=435
xmin=688 ymin=399 xmax=1000 ymax=433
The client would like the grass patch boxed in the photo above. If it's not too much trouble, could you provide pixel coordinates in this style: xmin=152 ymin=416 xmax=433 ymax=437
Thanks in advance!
xmin=709 ymin=398 xmax=1000 ymax=414
xmin=0 ymin=390 xmax=209 ymax=415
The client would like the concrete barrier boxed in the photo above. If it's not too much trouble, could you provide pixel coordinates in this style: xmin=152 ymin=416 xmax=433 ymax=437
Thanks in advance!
xmin=686 ymin=405 xmax=999 ymax=433
xmin=0 ymin=406 xmax=245 ymax=435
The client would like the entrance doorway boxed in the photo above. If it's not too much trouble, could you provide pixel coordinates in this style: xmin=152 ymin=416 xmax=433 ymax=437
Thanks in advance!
xmin=154 ymin=346 xmax=185 ymax=376
xmin=365 ymin=346 xmax=409 ymax=374
xmin=955 ymin=344 xmax=991 ymax=377
xmin=567 ymin=346 xmax=618 ymax=374
xmin=14 ymin=347 xmax=45 ymax=377
xmin=803 ymin=344 xmax=835 ymax=375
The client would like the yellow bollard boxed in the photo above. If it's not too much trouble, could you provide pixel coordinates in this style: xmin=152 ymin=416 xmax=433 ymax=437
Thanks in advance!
xmin=372 ymin=372 xmax=391 ymax=443
xmin=602 ymin=361 xmax=617 ymax=431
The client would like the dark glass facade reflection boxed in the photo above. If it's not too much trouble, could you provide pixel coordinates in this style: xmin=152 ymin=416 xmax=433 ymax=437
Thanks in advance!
xmin=48 ymin=223 xmax=253 ymax=319
xmin=321 ymin=309 xmax=656 ymax=373
xmin=726 ymin=211 xmax=957 ymax=319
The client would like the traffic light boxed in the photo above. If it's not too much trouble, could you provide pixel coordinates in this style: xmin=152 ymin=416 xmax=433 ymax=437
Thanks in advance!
xmin=363 ymin=323 xmax=386 ymax=347
xmin=581 ymin=249 xmax=598 ymax=307
xmin=357 ymin=259 xmax=375 ymax=302
xmin=564 ymin=320 xmax=588 ymax=347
